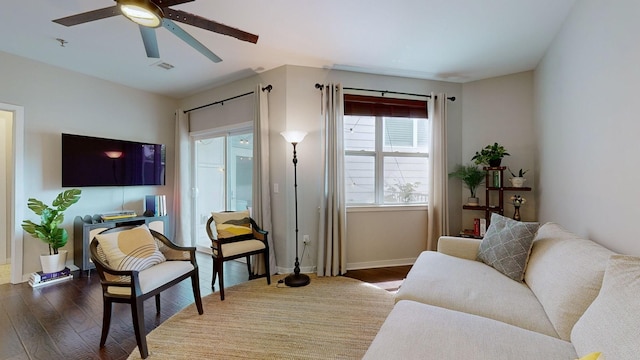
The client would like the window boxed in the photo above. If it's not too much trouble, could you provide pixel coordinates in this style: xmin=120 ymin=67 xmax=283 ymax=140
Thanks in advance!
xmin=193 ymin=128 xmax=253 ymax=250
xmin=344 ymin=95 xmax=429 ymax=205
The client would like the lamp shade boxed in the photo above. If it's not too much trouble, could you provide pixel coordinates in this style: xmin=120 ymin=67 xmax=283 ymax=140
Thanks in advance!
xmin=281 ymin=131 xmax=307 ymax=144
xmin=118 ymin=0 xmax=164 ymax=28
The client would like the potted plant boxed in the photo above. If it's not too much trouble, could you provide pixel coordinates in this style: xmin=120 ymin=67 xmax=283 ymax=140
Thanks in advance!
xmin=22 ymin=189 xmax=82 ymax=273
xmin=471 ymin=142 xmax=510 ymax=167
xmin=449 ymin=164 xmax=485 ymax=205
xmin=508 ymin=168 xmax=529 ymax=188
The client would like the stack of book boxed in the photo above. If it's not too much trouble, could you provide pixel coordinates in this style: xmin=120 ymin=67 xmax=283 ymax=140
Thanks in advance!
xmin=29 ymin=267 xmax=73 ymax=288
xmin=101 ymin=210 xmax=137 ymax=221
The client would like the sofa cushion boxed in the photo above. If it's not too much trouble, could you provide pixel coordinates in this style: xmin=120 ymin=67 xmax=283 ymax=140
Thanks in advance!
xmin=524 ymin=223 xmax=614 ymax=341
xmin=477 ymin=213 xmax=539 ymax=281
xmin=395 ymin=251 xmax=558 ymax=338
xmin=363 ymin=300 xmax=578 ymax=360
xmin=571 ymin=255 xmax=640 ymax=359
xmin=95 ymin=224 xmax=166 ymax=272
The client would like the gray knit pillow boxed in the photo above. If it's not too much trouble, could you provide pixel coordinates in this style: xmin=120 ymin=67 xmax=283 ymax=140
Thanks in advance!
xmin=477 ymin=213 xmax=539 ymax=281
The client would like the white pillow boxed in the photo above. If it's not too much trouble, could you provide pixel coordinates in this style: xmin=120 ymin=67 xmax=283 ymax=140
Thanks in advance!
xmin=95 ymin=224 xmax=166 ymax=271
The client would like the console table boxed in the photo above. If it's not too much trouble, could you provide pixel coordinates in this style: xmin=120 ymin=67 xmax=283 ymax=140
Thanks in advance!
xmin=73 ymin=215 xmax=169 ymax=275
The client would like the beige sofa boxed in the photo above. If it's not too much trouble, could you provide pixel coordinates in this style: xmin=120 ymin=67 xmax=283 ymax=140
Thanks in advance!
xmin=363 ymin=222 xmax=640 ymax=359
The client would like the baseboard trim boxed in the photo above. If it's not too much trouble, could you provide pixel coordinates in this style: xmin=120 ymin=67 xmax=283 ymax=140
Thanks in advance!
xmin=346 ymin=258 xmax=416 ymax=271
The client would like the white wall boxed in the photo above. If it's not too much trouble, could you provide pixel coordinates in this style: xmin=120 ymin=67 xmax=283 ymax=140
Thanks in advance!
xmin=181 ymin=65 xmax=463 ymax=272
xmin=534 ymin=0 xmax=640 ymax=255
xmin=0 ymin=51 xmax=177 ymax=277
xmin=461 ymin=72 xmax=536 ymax=229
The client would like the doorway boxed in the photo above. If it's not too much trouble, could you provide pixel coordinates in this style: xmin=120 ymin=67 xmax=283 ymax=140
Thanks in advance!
xmin=1 ymin=103 xmax=24 ymax=284
xmin=192 ymin=130 xmax=253 ymax=253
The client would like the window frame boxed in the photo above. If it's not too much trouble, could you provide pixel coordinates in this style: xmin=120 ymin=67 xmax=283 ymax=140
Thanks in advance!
xmin=343 ymin=95 xmax=429 ymax=207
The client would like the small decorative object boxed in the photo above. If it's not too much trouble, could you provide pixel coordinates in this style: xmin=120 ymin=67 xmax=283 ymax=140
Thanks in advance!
xmin=508 ymin=168 xmax=529 ymax=188
xmin=471 ymin=142 xmax=510 ymax=167
xmin=448 ymin=164 xmax=485 ymax=205
xmin=510 ymin=195 xmax=526 ymax=221
xmin=22 ymin=189 xmax=82 ymax=273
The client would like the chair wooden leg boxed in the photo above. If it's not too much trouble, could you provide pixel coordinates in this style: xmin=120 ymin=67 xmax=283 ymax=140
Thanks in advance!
xmin=100 ymin=296 xmax=112 ymax=347
xmin=245 ymin=255 xmax=253 ymax=280
xmin=218 ymin=259 xmax=225 ymax=301
xmin=191 ymin=271 xmax=204 ymax=315
xmin=155 ymin=294 xmax=161 ymax=315
xmin=264 ymin=251 xmax=271 ymax=285
xmin=211 ymin=256 xmax=217 ymax=290
xmin=132 ymin=297 xmax=149 ymax=359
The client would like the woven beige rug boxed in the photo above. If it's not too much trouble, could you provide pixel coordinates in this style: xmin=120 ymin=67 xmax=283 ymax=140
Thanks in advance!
xmin=128 ymin=274 xmax=394 ymax=360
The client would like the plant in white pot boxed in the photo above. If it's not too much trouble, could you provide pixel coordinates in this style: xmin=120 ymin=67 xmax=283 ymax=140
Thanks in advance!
xmin=22 ymin=189 xmax=81 ymax=273
xmin=449 ymin=164 xmax=485 ymax=205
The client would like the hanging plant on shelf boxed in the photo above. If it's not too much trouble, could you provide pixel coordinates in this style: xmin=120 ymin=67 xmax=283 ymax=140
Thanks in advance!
xmin=471 ymin=142 xmax=510 ymax=167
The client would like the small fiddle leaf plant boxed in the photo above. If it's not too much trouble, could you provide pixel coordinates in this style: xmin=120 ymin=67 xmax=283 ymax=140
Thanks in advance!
xmin=22 ymin=189 xmax=82 ymax=255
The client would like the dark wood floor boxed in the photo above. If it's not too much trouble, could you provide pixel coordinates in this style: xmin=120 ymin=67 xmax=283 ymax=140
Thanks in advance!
xmin=0 ymin=253 xmax=411 ymax=360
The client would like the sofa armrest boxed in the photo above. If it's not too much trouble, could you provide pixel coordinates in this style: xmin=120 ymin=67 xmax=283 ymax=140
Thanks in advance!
xmin=437 ymin=236 xmax=482 ymax=260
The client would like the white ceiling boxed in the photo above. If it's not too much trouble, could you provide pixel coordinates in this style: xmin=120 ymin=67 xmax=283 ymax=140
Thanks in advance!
xmin=0 ymin=1 xmax=577 ymax=99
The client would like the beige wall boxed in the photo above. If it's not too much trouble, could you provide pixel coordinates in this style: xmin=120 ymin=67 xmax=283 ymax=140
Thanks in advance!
xmin=534 ymin=0 xmax=640 ymax=255
xmin=461 ymin=72 xmax=536 ymax=229
xmin=181 ymin=65 xmax=463 ymax=272
xmin=0 ymin=51 xmax=177 ymax=278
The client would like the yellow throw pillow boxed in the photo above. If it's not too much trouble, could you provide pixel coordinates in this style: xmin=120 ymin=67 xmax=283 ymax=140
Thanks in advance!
xmin=577 ymin=352 xmax=604 ymax=360
xmin=95 ymin=224 xmax=166 ymax=271
xmin=211 ymin=210 xmax=252 ymax=239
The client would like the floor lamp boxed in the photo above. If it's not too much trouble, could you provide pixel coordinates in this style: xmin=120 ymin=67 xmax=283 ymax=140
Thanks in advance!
xmin=281 ymin=130 xmax=310 ymax=287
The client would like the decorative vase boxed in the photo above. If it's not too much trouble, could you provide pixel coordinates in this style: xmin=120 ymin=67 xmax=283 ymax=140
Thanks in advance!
xmin=513 ymin=207 xmax=521 ymax=221
xmin=467 ymin=197 xmax=479 ymax=206
xmin=488 ymin=159 xmax=502 ymax=167
xmin=509 ymin=177 xmax=526 ymax=188
xmin=40 ymin=250 xmax=67 ymax=274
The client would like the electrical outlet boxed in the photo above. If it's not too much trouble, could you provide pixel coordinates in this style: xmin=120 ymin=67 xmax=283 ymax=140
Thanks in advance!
xmin=303 ymin=235 xmax=310 ymax=245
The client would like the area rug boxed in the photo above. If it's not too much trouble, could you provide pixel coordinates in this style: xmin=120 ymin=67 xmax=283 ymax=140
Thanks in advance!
xmin=128 ymin=274 xmax=394 ymax=359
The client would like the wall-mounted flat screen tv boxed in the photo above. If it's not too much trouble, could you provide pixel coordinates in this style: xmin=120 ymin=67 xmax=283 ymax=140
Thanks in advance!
xmin=62 ymin=133 xmax=166 ymax=187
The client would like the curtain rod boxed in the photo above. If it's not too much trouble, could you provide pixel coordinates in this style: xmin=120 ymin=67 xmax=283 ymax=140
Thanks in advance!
xmin=184 ymin=84 xmax=273 ymax=114
xmin=314 ymin=83 xmax=456 ymax=101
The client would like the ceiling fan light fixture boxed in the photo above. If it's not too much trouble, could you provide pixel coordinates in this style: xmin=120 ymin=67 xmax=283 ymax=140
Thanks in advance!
xmin=118 ymin=0 xmax=163 ymax=28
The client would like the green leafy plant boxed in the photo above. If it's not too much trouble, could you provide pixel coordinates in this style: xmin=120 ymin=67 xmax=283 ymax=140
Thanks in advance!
xmin=471 ymin=142 xmax=510 ymax=166
xmin=508 ymin=168 xmax=529 ymax=177
xmin=22 ymin=189 xmax=82 ymax=255
xmin=449 ymin=164 xmax=485 ymax=198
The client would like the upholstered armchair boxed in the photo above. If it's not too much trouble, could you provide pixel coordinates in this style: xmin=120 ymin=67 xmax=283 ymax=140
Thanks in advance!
xmin=90 ymin=224 xmax=203 ymax=359
xmin=206 ymin=210 xmax=271 ymax=300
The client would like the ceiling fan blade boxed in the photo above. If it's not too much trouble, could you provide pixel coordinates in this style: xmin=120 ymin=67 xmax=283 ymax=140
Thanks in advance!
xmin=162 ymin=19 xmax=222 ymax=63
xmin=153 ymin=0 xmax=195 ymax=7
xmin=164 ymin=8 xmax=259 ymax=44
xmin=139 ymin=26 xmax=160 ymax=58
xmin=53 ymin=6 xmax=120 ymax=26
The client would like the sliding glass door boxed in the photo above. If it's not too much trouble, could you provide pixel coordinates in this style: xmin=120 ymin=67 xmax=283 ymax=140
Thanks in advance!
xmin=193 ymin=130 xmax=253 ymax=251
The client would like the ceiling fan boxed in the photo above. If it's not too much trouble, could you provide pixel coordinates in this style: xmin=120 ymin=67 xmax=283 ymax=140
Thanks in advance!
xmin=52 ymin=0 xmax=259 ymax=63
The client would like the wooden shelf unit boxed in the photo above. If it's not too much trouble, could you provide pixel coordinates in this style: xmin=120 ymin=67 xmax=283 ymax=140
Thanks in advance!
xmin=462 ymin=166 xmax=531 ymax=226
xmin=73 ymin=215 xmax=168 ymax=274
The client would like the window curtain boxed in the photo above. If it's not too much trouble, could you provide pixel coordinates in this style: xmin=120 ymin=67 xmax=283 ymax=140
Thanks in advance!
xmin=251 ymin=84 xmax=276 ymax=275
xmin=426 ymin=93 xmax=450 ymax=250
xmin=317 ymin=83 xmax=347 ymax=276
xmin=172 ymin=109 xmax=191 ymax=246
